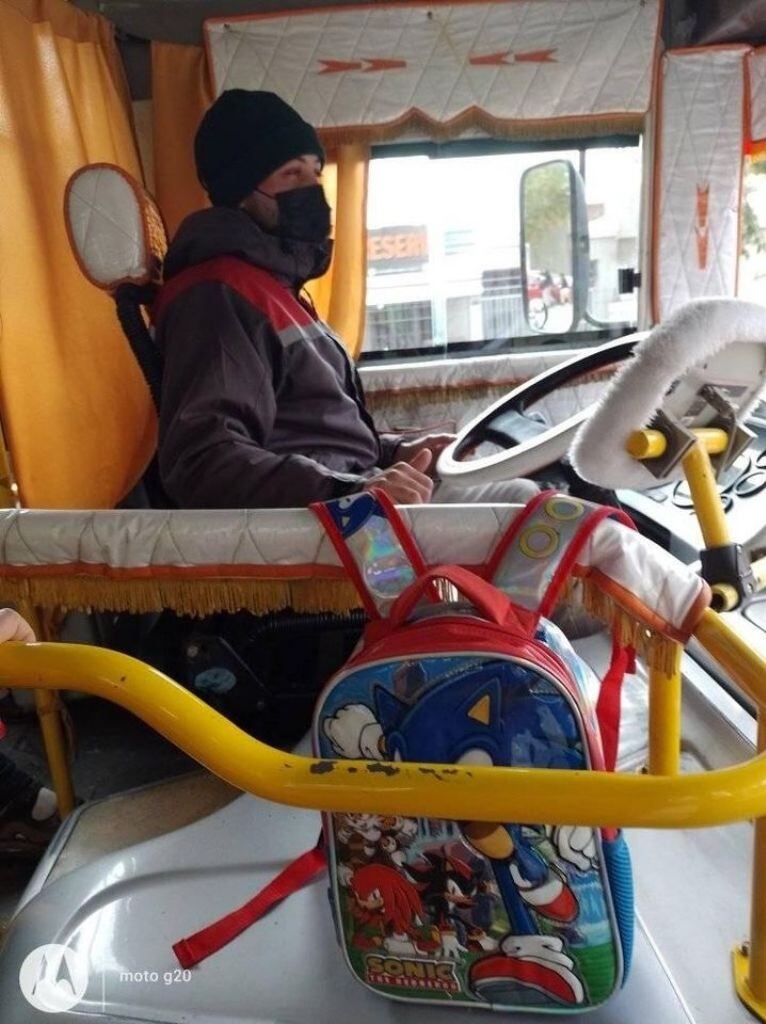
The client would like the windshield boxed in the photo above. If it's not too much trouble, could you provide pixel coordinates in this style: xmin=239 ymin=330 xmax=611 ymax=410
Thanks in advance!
xmin=362 ymin=139 xmax=642 ymax=362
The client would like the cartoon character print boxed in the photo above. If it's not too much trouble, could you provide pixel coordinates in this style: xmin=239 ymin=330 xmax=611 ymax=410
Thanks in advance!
xmin=324 ymin=661 xmax=598 ymax=1007
xmin=335 ymin=812 xmax=418 ymax=884
xmin=324 ymin=493 xmax=416 ymax=605
xmin=407 ymin=844 xmax=499 ymax=959
xmin=326 ymin=492 xmax=379 ymax=538
xmin=348 ymin=863 xmax=438 ymax=956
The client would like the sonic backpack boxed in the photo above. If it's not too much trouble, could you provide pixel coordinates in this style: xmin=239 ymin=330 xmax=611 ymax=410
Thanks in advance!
xmin=310 ymin=488 xmax=635 ymax=1014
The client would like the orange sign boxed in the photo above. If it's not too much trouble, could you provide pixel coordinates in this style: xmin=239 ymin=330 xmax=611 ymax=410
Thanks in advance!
xmin=368 ymin=227 xmax=428 ymax=266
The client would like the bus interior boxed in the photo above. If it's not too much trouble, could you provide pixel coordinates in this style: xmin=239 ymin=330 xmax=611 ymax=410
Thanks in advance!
xmin=1 ymin=0 xmax=766 ymax=1022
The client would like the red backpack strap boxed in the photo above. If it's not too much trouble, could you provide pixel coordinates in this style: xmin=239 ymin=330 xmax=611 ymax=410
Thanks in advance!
xmin=489 ymin=491 xmax=638 ymax=774
xmin=152 ymin=256 xmax=328 ymax=348
xmin=173 ymin=840 xmax=327 ymax=969
xmin=596 ymin=635 xmax=636 ymax=773
xmin=311 ymin=488 xmax=428 ymax=618
xmin=487 ymin=490 xmax=636 ymax=627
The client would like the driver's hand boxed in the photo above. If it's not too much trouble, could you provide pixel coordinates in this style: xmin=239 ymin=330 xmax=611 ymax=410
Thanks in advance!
xmin=395 ymin=433 xmax=456 ymax=477
xmin=362 ymin=449 xmax=434 ymax=504
xmin=0 ymin=608 xmax=35 ymax=643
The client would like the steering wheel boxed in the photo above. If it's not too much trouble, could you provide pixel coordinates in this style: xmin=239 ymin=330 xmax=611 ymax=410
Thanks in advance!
xmin=437 ymin=335 xmax=640 ymax=486
xmin=571 ymin=299 xmax=766 ymax=490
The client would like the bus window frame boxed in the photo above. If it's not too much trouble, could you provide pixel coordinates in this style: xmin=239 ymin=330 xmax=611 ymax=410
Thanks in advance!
xmin=361 ymin=133 xmax=642 ymax=364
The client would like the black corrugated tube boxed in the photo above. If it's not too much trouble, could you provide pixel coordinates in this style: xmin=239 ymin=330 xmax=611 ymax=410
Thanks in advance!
xmin=114 ymin=283 xmax=163 ymax=410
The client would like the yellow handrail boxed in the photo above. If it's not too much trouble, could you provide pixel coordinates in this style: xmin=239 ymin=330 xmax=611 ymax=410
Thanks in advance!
xmin=753 ymin=555 xmax=766 ymax=592
xmin=626 ymin=427 xmax=729 ymax=460
xmin=1 ymin=632 xmax=766 ymax=829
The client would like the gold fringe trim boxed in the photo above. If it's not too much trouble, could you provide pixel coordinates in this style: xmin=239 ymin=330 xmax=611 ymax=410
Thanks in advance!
xmin=0 ymin=578 xmax=33 ymax=606
xmin=0 ymin=577 xmax=362 ymax=617
xmin=366 ymin=379 xmax=524 ymax=413
xmin=579 ymin=578 xmax=682 ymax=672
xmin=0 ymin=573 xmax=682 ymax=669
xmin=319 ymin=110 xmax=644 ymax=149
xmin=365 ymin=367 xmax=616 ymax=414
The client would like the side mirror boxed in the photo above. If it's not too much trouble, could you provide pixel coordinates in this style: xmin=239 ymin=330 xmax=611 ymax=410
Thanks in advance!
xmin=520 ymin=159 xmax=590 ymax=334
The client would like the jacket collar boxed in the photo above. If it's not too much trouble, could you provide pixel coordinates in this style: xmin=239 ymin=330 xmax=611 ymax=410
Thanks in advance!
xmin=163 ymin=206 xmax=333 ymax=289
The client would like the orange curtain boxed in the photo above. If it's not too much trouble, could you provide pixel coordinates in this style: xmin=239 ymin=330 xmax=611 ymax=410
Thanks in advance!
xmin=306 ymin=143 xmax=369 ymax=359
xmin=0 ymin=0 xmax=154 ymax=508
xmin=151 ymin=41 xmax=213 ymax=238
xmin=151 ymin=41 xmax=369 ymax=357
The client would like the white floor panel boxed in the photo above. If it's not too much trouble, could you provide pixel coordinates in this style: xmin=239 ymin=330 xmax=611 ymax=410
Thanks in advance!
xmin=0 ymin=792 xmax=752 ymax=1024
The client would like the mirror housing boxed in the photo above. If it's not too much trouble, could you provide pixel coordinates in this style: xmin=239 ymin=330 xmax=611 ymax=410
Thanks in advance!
xmin=520 ymin=159 xmax=590 ymax=334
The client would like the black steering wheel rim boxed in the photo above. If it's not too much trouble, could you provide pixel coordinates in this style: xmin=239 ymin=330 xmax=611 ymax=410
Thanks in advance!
xmin=437 ymin=335 xmax=640 ymax=485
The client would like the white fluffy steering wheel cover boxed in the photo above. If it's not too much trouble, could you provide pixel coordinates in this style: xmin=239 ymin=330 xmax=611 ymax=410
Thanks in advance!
xmin=571 ymin=298 xmax=766 ymax=490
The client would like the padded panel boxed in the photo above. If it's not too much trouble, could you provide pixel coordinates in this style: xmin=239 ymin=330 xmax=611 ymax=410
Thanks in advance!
xmin=653 ymin=48 xmax=747 ymax=321
xmin=205 ymin=0 xmax=660 ymax=139
xmin=0 ymin=506 xmax=708 ymax=639
xmin=749 ymin=47 xmax=766 ymax=143
xmin=65 ymin=164 xmax=167 ymax=290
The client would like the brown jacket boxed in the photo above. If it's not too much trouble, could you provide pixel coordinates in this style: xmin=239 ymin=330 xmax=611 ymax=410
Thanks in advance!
xmin=156 ymin=208 xmax=401 ymax=508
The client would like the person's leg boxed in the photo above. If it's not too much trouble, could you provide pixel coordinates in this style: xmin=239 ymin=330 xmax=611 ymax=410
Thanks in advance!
xmin=0 ymin=750 xmax=59 ymax=856
xmin=432 ymin=477 xmax=540 ymax=504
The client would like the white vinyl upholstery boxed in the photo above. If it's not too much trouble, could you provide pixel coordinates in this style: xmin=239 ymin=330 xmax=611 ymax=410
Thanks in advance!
xmin=65 ymin=164 xmax=166 ymax=290
xmin=750 ymin=47 xmax=766 ymax=144
xmin=653 ymin=48 xmax=747 ymax=321
xmin=0 ymin=506 xmax=708 ymax=639
xmin=205 ymin=0 xmax=660 ymax=137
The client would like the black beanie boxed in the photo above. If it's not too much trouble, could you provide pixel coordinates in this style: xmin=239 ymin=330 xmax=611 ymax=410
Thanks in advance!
xmin=194 ymin=90 xmax=325 ymax=207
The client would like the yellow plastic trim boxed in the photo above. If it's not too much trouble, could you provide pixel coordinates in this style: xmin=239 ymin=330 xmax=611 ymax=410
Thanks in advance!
xmin=648 ymin=641 xmax=682 ymax=775
xmin=695 ymin=608 xmax=766 ymax=707
xmin=2 ymin=635 xmax=766 ymax=828
xmin=754 ymin=555 xmax=766 ymax=593
xmin=711 ymin=582 xmax=740 ymax=613
xmin=18 ymin=601 xmax=75 ymax=816
xmin=681 ymin=442 xmax=732 ymax=549
xmin=734 ymin=945 xmax=766 ymax=1022
xmin=33 ymin=687 xmax=75 ymax=817
xmin=626 ymin=427 xmax=729 ymax=460
xmin=745 ymin=715 xmax=766 ymax=1008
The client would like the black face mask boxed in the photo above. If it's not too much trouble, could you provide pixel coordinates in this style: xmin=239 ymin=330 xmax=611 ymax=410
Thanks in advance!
xmin=271 ymin=184 xmax=332 ymax=243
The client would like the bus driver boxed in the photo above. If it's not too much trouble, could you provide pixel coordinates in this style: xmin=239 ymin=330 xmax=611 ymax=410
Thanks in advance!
xmin=156 ymin=90 xmax=537 ymax=510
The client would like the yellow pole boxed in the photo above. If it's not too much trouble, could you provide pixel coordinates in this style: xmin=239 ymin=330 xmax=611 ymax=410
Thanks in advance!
xmin=648 ymin=643 xmax=683 ymax=775
xmin=695 ymin=609 xmax=766 ymax=708
xmin=626 ymin=427 xmax=729 ymax=461
xmin=681 ymin=441 xmax=732 ymax=549
xmin=753 ymin=556 xmax=766 ymax=593
xmin=0 ymin=416 xmax=75 ymax=813
xmin=750 ymin=716 xmax=766 ymax=996
xmin=734 ymin=715 xmax=766 ymax=1019
xmin=18 ymin=603 xmax=75 ymax=817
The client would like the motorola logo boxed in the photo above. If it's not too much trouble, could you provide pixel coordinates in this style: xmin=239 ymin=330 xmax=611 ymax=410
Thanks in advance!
xmin=18 ymin=943 xmax=88 ymax=1013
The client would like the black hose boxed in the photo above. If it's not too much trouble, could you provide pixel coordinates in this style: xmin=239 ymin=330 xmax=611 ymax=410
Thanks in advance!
xmin=114 ymin=283 xmax=163 ymax=410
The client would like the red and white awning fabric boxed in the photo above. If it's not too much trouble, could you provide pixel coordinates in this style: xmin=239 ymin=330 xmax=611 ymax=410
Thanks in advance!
xmin=204 ymin=0 xmax=661 ymax=143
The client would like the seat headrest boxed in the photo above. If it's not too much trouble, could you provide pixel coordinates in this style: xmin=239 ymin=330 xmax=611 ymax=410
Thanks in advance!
xmin=64 ymin=163 xmax=167 ymax=292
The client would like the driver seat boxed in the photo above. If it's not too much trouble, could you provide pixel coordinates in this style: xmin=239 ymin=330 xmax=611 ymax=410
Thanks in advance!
xmin=65 ymin=164 xmax=169 ymax=507
xmin=63 ymin=163 xmax=364 ymax=744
